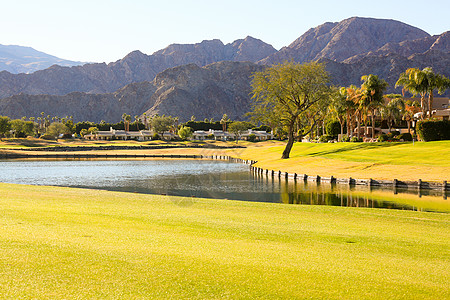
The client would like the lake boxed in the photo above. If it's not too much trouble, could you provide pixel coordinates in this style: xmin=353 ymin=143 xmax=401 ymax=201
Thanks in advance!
xmin=1 ymin=159 xmax=448 ymax=212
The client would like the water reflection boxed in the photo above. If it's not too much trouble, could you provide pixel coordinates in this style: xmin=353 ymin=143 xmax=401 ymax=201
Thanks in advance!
xmin=0 ymin=159 xmax=448 ymax=212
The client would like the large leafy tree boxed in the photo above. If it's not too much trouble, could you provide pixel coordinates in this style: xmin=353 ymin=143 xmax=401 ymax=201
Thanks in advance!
xmin=250 ymin=61 xmax=331 ymax=159
xmin=150 ymin=115 xmax=176 ymax=139
xmin=228 ymin=121 xmax=248 ymax=143
xmin=361 ymin=74 xmax=388 ymax=138
xmin=0 ymin=116 xmax=11 ymax=138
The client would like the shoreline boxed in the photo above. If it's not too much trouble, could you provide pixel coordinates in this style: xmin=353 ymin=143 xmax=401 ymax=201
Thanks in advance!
xmin=0 ymin=148 xmax=448 ymax=191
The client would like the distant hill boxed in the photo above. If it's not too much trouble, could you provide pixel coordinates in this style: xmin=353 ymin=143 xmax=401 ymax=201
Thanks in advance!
xmin=0 ymin=44 xmax=84 ymax=74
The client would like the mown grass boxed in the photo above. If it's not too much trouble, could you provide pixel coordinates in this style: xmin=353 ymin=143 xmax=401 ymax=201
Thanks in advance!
xmin=233 ymin=141 xmax=450 ymax=182
xmin=0 ymin=183 xmax=448 ymax=299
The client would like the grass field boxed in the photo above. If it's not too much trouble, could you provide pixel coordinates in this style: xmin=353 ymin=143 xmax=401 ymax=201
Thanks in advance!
xmin=233 ymin=140 xmax=450 ymax=182
xmin=0 ymin=183 xmax=448 ymax=299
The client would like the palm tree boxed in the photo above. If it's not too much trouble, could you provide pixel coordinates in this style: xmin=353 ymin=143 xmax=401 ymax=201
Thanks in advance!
xmin=361 ymin=74 xmax=388 ymax=139
xmin=143 ymin=113 xmax=148 ymax=130
xmin=134 ymin=115 xmax=140 ymax=130
xmin=345 ymin=85 xmax=364 ymax=139
xmin=220 ymin=114 xmax=230 ymax=132
xmin=402 ymin=103 xmax=420 ymax=134
xmin=422 ymin=67 xmax=450 ymax=119
xmin=396 ymin=68 xmax=429 ymax=120
xmin=122 ymin=113 xmax=131 ymax=131
xmin=381 ymin=95 xmax=405 ymax=132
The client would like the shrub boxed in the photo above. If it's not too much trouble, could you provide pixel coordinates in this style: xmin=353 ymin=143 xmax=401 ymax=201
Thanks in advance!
xmin=178 ymin=126 xmax=193 ymax=140
xmin=319 ymin=135 xmax=333 ymax=143
xmin=416 ymin=120 xmax=450 ymax=141
xmin=397 ymin=132 xmax=413 ymax=141
xmin=40 ymin=134 xmax=55 ymax=140
xmin=206 ymin=134 xmax=215 ymax=140
xmin=386 ymin=132 xmax=399 ymax=140
xmin=61 ymin=133 xmax=73 ymax=139
xmin=248 ymin=134 xmax=256 ymax=142
xmin=341 ymin=135 xmax=350 ymax=142
xmin=350 ymin=136 xmax=362 ymax=142
xmin=325 ymin=120 xmax=341 ymax=137
xmin=377 ymin=134 xmax=388 ymax=142
xmin=152 ymin=133 xmax=160 ymax=140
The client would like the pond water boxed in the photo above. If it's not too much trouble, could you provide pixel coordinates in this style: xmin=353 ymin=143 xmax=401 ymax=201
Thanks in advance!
xmin=0 ymin=159 xmax=448 ymax=212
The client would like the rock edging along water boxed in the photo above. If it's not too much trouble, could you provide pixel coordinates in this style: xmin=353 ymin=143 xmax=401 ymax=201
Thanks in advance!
xmin=246 ymin=161 xmax=449 ymax=192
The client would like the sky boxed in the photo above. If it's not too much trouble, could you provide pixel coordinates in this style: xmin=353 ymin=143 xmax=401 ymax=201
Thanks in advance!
xmin=1 ymin=0 xmax=449 ymax=63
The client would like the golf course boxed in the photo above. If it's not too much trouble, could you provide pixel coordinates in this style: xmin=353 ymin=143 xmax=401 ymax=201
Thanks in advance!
xmin=0 ymin=139 xmax=449 ymax=299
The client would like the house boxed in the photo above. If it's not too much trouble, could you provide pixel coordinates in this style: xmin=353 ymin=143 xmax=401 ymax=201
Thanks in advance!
xmin=192 ymin=129 xmax=273 ymax=141
xmin=241 ymin=129 xmax=273 ymax=141
xmin=406 ymin=97 xmax=450 ymax=120
xmin=84 ymin=127 xmax=153 ymax=141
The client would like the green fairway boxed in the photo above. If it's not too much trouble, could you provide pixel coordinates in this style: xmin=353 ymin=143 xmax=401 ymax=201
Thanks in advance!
xmin=0 ymin=183 xmax=448 ymax=299
xmin=235 ymin=140 xmax=450 ymax=182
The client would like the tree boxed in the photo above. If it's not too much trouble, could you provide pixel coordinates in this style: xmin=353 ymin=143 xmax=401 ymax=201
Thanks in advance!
xmin=228 ymin=121 xmax=248 ymax=143
xmin=220 ymin=114 xmax=230 ymax=131
xmin=329 ymin=87 xmax=348 ymax=138
xmin=10 ymin=119 xmax=34 ymax=138
xmin=150 ymin=115 xmax=176 ymax=139
xmin=403 ymin=101 xmax=420 ymax=134
xmin=361 ymin=74 xmax=388 ymax=138
xmin=80 ymin=129 xmax=89 ymax=137
xmin=250 ymin=61 xmax=331 ymax=159
xmin=122 ymin=113 xmax=131 ymax=131
xmin=421 ymin=67 xmax=450 ymax=119
xmin=88 ymin=127 xmax=99 ymax=134
xmin=396 ymin=68 xmax=429 ymax=120
xmin=0 ymin=116 xmax=11 ymax=138
xmin=380 ymin=95 xmax=405 ymax=132
xmin=47 ymin=122 xmax=71 ymax=138
xmin=178 ymin=126 xmax=193 ymax=140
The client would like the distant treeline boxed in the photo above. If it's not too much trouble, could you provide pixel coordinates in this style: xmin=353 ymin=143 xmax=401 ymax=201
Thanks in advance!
xmin=74 ymin=121 xmax=145 ymax=134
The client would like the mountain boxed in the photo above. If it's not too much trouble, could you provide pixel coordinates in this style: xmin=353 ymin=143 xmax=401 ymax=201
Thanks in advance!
xmin=259 ymin=17 xmax=430 ymax=65
xmin=344 ymin=31 xmax=450 ymax=63
xmin=0 ymin=17 xmax=449 ymax=122
xmin=0 ymin=44 xmax=84 ymax=74
xmin=0 ymin=61 xmax=264 ymax=122
xmin=322 ymin=50 xmax=450 ymax=93
xmin=0 ymin=36 xmax=276 ymax=99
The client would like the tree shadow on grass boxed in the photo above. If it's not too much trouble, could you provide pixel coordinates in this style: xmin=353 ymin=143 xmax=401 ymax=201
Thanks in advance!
xmin=304 ymin=142 xmax=406 ymax=157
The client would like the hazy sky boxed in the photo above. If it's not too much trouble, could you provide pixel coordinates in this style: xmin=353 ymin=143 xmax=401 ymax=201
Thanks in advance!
xmin=2 ymin=0 xmax=449 ymax=63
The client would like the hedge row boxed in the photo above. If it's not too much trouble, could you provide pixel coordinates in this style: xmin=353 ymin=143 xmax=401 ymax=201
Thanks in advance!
xmin=416 ymin=120 xmax=450 ymax=141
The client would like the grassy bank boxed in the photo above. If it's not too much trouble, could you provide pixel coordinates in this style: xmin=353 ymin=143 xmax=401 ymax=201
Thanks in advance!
xmin=233 ymin=140 xmax=450 ymax=182
xmin=0 ymin=183 xmax=448 ymax=299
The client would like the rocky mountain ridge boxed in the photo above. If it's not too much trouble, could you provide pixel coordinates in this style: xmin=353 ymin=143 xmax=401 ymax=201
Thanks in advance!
xmin=0 ymin=36 xmax=275 ymax=98
xmin=0 ymin=62 xmax=263 ymax=122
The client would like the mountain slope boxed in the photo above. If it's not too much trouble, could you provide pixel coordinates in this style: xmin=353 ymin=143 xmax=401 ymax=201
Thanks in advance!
xmin=0 ymin=44 xmax=84 ymax=74
xmin=0 ymin=37 xmax=276 ymax=98
xmin=259 ymin=17 xmax=430 ymax=65
xmin=0 ymin=61 xmax=264 ymax=122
